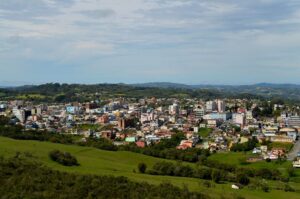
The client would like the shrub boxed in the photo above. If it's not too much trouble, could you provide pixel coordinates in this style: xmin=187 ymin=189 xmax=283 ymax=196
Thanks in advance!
xmin=212 ymin=170 xmax=222 ymax=183
xmin=138 ymin=162 xmax=147 ymax=173
xmin=49 ymin=150 xmax=79 ymax=166
xmin=236 ymin=173 xmax=250 ymax=185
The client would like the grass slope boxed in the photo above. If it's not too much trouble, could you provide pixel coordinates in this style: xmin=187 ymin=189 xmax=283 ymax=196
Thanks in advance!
xmin=0 ymin=136 xmax=299 ymax=199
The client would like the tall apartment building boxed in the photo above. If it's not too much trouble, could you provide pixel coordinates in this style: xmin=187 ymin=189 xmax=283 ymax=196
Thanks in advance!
xmin=206 ymin=101 xmax=217 ymax=112
xmin=232 ymin=113 xmax=246 ymax=127
xmin=194 ymin=108 xmax=205 ymax=120
xmin=169 ymin=103 xmax=179 ymax=115
xmin=217 ymin=99 xmax=226 ymax=113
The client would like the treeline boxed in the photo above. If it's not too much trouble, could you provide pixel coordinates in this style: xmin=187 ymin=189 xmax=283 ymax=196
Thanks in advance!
xmin=0 ymin=156 xmax=208 ymax=199
xmin=146 ymin=161 xmax=248 ymax=185
xmin=139 ymin=160 xmax=294 ymax=193
xmin=147 ymin=160 xmax=286 ymax=183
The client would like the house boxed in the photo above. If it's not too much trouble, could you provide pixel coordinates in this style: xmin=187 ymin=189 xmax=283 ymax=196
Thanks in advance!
xmin=136 ymin=140 xmax=146 ymax=148
xmin=270 ymin=136 xmax=294 ymax=143
xmin=253 ymin=147 xmax=262 ymax=154
xmin=293 ymin=158 xmax=300 ymax=168
xmin=125 ymin=137 xmax=136 ymax=143
xmin=176 ymin=140 xmax=193 ymax=150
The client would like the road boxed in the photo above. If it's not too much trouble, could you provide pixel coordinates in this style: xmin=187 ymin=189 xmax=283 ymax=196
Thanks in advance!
xmin=288 ymin=139 xmax=300 ymax=161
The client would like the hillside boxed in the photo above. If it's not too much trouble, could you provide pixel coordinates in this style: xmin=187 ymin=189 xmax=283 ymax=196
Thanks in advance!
xmin=1 ymin=82 xmax=300 ymax=102
xmin=0 ymin=136 xmax=299 ymax=199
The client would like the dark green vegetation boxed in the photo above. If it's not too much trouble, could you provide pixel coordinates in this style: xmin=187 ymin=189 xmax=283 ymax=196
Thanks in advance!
xmin=49 ymin=150 xmax=79 ymax=166
xmin=231 ymin=138 xmax=258 ymax=152
xmin=134 ymin=82 xmax=300 ymax=101
xmin=198 ymin=127 xmax=212 ymax=138
xmin=0 ymin=137 xmax=300 ymax=199
xmin=0 ymin=83 xmax=262 ymax=103
xmin=146 ymin=157 xmax=287 ymax=185
xmin=0 ymin=156 xmax=206 ymax=199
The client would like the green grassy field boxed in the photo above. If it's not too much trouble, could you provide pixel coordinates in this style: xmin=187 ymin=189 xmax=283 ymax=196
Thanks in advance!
xmin=0 ymin=136 xmax=299 ymax=199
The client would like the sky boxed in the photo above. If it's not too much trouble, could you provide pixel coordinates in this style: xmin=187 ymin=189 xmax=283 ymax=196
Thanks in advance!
xmin=1 ymin=0 xmax=300 ymax=85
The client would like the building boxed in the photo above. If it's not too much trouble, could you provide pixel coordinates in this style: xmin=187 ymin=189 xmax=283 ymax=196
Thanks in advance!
xmin=232 ymin=113 xmax=246 ymax=127
xmin=13 ymin=108 xmax=25 ymax=123
xmin=98 ymin=115 xmax=109 ymax=124
xmin=246 ymin=111 xmax=253 ymax=120
xmin=118 ymin=118 xmax=135 ymax=130
xmin=194 ymin=107 xmax=205 ymax=120
xmin=288 ymin=115 xmax=300 ymax=127
xmin=217 ymin=99 xmax=225 ymax=113
xmin=206 ymin=101 xmax=217 ymax=112
xmin=203 ymin=112 xmax=231 ymax=121
xmin=140 ymin=111 xmax=154 ymax=123
xmin=169 ymin=103 xmax=179 ymax=115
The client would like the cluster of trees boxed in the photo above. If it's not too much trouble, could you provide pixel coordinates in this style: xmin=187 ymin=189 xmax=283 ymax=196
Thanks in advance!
xmin=0 ymin=156 xmax=208 ymax=199
xmin=49 ymin=150 xmax=79 ymax=166
xmin=199 ymin=157 xmax=285 ymax=181
xmin=231 ymin=138 xmax=258 ymax=152
xmin=143 ymin=161 xmax=249 ymax=185
xmin=140 ymin=159 xmax=288 ymax=190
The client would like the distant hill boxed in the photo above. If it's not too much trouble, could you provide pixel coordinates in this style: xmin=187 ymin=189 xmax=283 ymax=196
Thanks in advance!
xmin=131 ymin=82 xmax=191 ymax=89
xmin=130 ymin=82 xmax=300 ymax=101
xmin=1 ymin=82 xmax=300 ymax=102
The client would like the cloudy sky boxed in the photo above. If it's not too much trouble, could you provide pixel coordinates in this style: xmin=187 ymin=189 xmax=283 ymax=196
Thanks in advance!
xmin=1 ymin=0 xmax=300 ymax=85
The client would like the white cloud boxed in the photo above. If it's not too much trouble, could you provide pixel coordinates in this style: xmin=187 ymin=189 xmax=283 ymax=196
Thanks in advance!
xmin=0 ymin=0 xmax=300 ymax=84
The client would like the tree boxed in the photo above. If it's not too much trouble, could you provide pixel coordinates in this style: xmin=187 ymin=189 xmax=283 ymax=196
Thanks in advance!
xmin=236 ymin=173 xmax=250 ymax=185
xmin=212 ymin=170 xmax=222 ymax=183
xmin=138 ymin=162 xmax=147 ymax=173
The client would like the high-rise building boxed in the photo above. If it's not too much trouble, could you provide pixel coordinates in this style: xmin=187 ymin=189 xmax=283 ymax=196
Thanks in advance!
xmin=194 ymin=108 xmax=205 ymax=120
xmin=232 ymin=113 xmax=246 ymax=127
xmin=169 ymin=103 xmax=179 ymax=115
xmin=13 ymin=108 xmax=25 ymax=123
xmin=217 ymin=100 xmax=225 ymax=113
xmin=206 ymin=101 xmax=217 ymax=112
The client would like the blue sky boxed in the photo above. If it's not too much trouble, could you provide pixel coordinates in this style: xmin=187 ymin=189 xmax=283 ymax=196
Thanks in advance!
xmin=1 ymin=0 xmax=300 ymax=85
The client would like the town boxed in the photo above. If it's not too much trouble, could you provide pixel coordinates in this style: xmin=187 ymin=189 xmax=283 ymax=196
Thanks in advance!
xmin=1 ymin=96 xmax=300 ymax=167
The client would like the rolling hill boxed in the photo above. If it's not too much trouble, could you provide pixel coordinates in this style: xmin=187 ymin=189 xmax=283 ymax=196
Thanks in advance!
xmin=0 ymin=136 xmax=299 ymax=199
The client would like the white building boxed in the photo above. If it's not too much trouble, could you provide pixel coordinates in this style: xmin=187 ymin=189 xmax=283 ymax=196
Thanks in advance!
xmin=206 ymin=101 xmax=217 ymax=112
xmin=246 ymin=110 xmax=253 ymax=120
xmin=13 ymin=108 xmax=25 ymax=123
xmin=217 ymin=100 xmax=225 ymax=113
xmin=232 ymin=113 xmax=246 ymax=127
xmin=169 ymin=103 xmax=179 ymax=115
xmin=194 ymin=107 xmax=205 ymax=119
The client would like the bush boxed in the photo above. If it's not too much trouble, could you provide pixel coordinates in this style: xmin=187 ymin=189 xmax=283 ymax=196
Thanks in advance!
xmin=49 ymin=150 xmax=79 ymax=166
xmin=212 ymin=170 xmax=222 ymax=183
xmin=138 ymin=162 xmax=147 ymax=173
xmin=284 ymin=184 xmax=295 ymax=192
xmin=236 ymin=173 xmax=250 ymax=185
